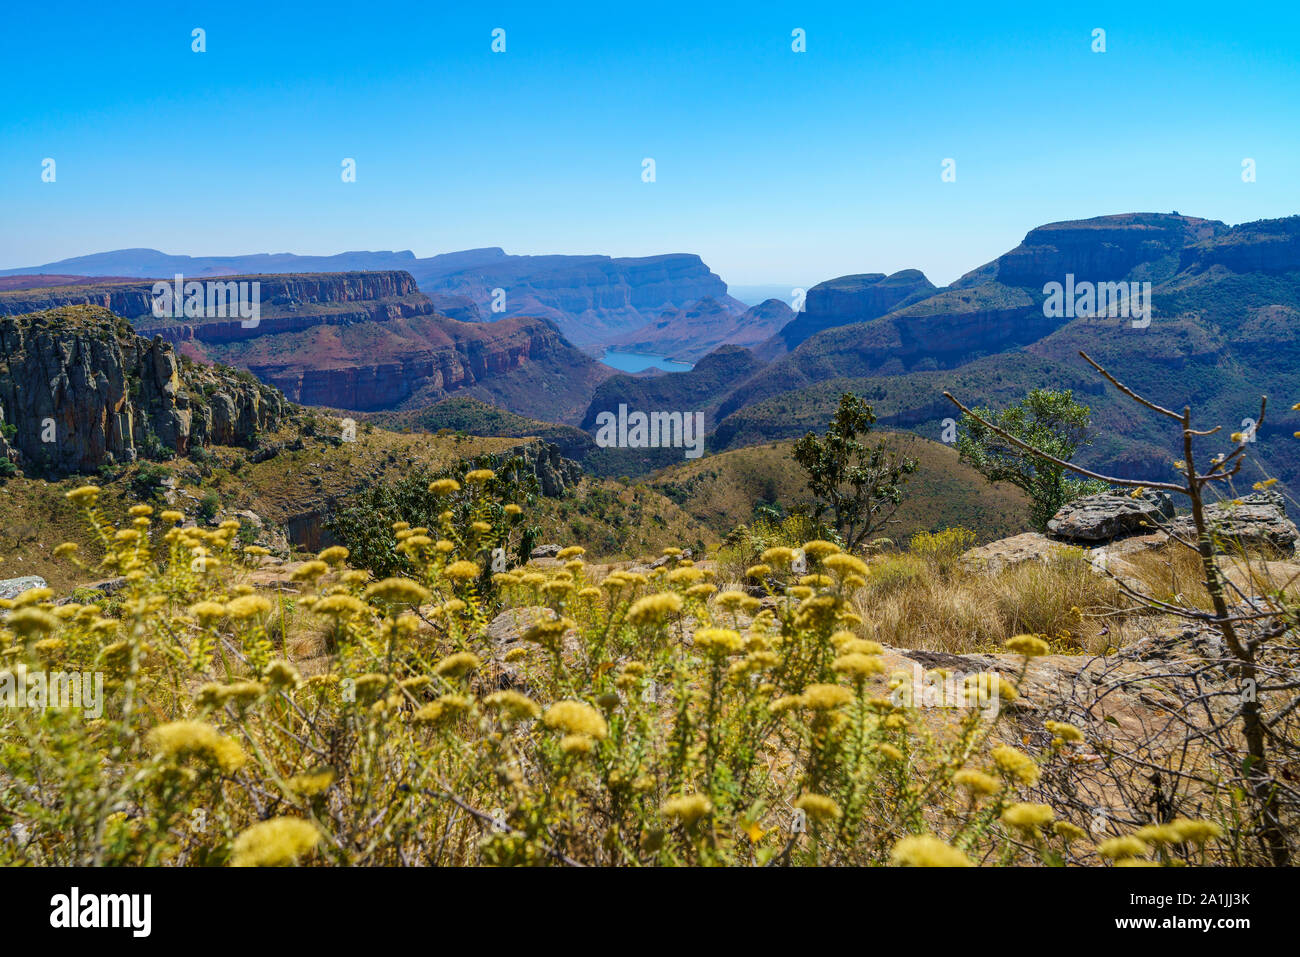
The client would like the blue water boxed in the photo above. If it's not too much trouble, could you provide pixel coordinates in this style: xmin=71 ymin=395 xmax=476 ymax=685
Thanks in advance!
xmin=601 ymin=350 xmax=694 ymax=373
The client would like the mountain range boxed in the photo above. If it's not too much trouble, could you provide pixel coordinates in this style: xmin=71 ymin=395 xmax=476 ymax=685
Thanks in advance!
xmin=1 ymin=247 xmax=733 ymax=350
xmin=589 ymin=212 xmax=1300 ymax=496
xmin=6 ymin=211 xmax=1299 ymax=498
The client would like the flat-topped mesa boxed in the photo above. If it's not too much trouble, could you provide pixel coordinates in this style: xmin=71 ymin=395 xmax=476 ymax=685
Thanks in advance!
xmin=414 ymin=252 xmax=735 ymax=346
xmin=759 ymin=270 xmax=936 ymax=358
xmin=954 ymin=213 xmax=1229 ymax=290
xmin=0 ymin=305 xmax=291 ymax=474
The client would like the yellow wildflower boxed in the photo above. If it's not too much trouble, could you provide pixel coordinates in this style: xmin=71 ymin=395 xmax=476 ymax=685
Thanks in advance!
xmin=891 ymin=834 xmax=972 ymax=867
xmin=543 ymin=700 xmax=608 ymax=739
xmin=230 ymin=817 xmax=321 ymax=867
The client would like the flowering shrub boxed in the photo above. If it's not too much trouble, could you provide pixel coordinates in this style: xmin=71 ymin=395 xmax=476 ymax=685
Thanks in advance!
xmin=0 ymin=481 xmax=1233 ymax=866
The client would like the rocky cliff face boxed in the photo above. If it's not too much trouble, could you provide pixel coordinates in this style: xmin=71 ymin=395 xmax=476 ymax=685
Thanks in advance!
xmin=416 ymin=253 xmax=737 ymax=347
xmin=0 ymin=271 xmax=429 ymax=322
xmin=1 ymin=272 xmax=607 ymax=424
xmin=246 ymin=315 xmax=577 ymax=411
xmin=0 ymin=305 xmax=291 ymax=473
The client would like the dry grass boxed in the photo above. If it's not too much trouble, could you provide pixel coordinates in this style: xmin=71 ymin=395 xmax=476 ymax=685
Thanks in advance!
xmin=852 ymin=548 xmax=1125 ymax=655
xmin=847 ymin=531 xmax=1300 ymax=657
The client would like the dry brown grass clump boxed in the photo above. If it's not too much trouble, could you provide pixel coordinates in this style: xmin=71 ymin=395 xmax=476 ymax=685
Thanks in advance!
xmin=853 ymin=547 xmax=1123 ymax=655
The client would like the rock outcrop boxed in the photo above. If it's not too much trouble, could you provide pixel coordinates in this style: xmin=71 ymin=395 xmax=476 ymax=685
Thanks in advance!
xmin=1171 ymin=490 xmax=1300 ymax=555
xmin=510 ymin=440 xmax=583 ymax=497
xmin=0 ymin=305 xmax=291 ymax=473
xmin=1046 ymin=491 xmax=1175 ymax=541
xmin=965 ymin=489 xmax=1300 ymax=579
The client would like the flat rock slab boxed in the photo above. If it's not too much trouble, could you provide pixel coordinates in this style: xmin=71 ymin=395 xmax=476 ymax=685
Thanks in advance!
xmin=959 ymin=533 xmax=1082 ymax=573
xmin=1047 ymin=491 xmax=1174 ymax=542
xmin=1171 ymin=490 xmax=1299 ymax=555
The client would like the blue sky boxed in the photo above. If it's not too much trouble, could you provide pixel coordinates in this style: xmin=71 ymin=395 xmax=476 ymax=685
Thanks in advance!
xmin=2 ymin=1 xmax=1298 ymax=287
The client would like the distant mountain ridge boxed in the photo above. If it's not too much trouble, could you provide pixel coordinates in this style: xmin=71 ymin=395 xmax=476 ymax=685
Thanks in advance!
xmin=711 ymin=214 xmax=1300 ymax=493
xmin=606 ymin=296 xmax=789 ymax=362
xmin=3 ymin=246 xmax=736 ymax=351
xmin=1 ymin=270 xmax=611 ymax=425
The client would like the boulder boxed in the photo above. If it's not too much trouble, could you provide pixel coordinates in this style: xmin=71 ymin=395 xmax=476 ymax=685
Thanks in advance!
xmin=530 ymin=544 xmax=563 ymax=560
xmin=960 ymin=532 xmax=1065 ymax=573
xmin=1172 ymin=490 xmax=1299 ymax=555
xmin=0 ymin=576 xmax=48 ymax=601
xmin=1047 ymin=491 xmax=1174 ymax=542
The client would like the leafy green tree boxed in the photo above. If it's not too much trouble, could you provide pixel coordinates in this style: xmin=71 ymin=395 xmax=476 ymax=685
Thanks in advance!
xmin=792 ymin=393 xmax=918 ymax=552
xmin=955 ymin=389 xmax=1108 ymax=531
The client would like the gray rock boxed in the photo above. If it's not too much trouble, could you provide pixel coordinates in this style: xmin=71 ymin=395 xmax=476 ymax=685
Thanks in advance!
xmin=1172 ymin=490 xmax=1299 ymax=555
xmin=1047 ymin=491 xmax=1174 ymax=542
xmin=485 ymin=606 xmax=557 ymax=645
xmin=530 ymin=544 xmax=563 ymax=559
xmin=0 ymin=576 xmax=48 ymax=601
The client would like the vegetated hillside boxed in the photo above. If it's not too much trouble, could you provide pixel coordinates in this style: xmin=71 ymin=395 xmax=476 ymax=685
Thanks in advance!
xmin=668 ymin=213 xmax=1300 ymax=497
xmin=710 ymin=353 xmax=1085 ymax=450
xmin=607 ymin=296 xmax=791 ymax=363
xmin=362 ymin=396 xmax=597 ymax=462
xmin=581 ymin=344 xmax=765 ymax=431
xmin=0 ymin=422 xmax=527 ymax=592
xmin=649 ymin=436 xmax=1030 ymax=545
xmin=717 ymin=281 xmax=1041 ymax=418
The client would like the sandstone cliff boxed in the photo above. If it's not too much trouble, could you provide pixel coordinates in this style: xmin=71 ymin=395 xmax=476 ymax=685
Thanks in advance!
xmin=1 ymin=272 xmax=610 ymax=425
xmin=2 ymin=247 xmax=740 ymax=353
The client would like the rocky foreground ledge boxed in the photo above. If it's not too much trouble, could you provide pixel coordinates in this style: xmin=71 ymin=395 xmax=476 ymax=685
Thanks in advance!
xmin=963 ymin=490 xmax=1300 ymax=579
